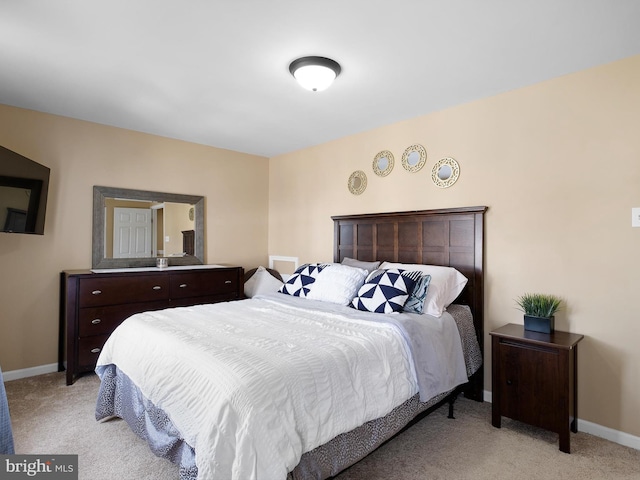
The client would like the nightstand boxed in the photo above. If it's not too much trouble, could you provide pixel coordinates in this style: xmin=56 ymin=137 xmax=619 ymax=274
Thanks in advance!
xmin=490 ymin=323 xmax=584 ymax=453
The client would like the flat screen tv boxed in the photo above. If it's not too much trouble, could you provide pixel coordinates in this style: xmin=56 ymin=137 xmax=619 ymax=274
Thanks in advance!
xmin=0 ymin=145 xmax=50 ymax=235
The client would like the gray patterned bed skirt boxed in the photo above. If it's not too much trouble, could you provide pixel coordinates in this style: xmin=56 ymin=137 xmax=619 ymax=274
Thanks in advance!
xmin=95 ymin=304 xmax=482 ymax=480
xmin=95 ymin=364 xmax=198 ymax=480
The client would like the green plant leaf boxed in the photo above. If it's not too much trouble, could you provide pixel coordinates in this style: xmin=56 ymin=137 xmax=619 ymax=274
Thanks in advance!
xmin=515 ymin=293 xmax=563 ymax=317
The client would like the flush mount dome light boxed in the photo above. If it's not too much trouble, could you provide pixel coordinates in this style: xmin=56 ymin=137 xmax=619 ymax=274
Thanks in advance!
xmin=289 ymin=56 xmax=341 ymax=92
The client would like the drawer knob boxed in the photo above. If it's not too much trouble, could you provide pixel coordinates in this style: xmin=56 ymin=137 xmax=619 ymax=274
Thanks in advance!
xmin=90 ymin=348 xmax=101 ymax=354
xmin=92 ymin=290 xmax=102 ymax=295
xmin=506 ymin=380 xmax=513 ymax=386
xmin=152 ymin=286 xmax=162 ymax=290
xmin=91 ymin=319 xmax=101 ymax=325
xmin=179 ymin=283 xmax=188 ymax=288
xmin=224 ymin=280 xmax=232 ymax=284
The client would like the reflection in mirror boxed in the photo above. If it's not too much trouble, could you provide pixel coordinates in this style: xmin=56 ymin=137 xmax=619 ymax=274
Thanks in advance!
xmin=401 ymin=144 xmax=427 ymax=172
xmin=93 ymin=186 xmax=205 ymax=269
xmin=437 ymin=165 xmax=452 ymax=180
xmin=104 ymin=199 xmax=194 ymax=259
xmin=373 ymin=150 xmax=394 ymax=177
xmin=431 ymin=157 xmax=460 ymax=188
xmin=407 ymin=151 xmax=420 ymax=166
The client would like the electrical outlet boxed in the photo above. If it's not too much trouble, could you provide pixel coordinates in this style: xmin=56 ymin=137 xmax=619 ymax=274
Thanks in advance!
xmin=632 ymin=208 xmax=640 ymax=227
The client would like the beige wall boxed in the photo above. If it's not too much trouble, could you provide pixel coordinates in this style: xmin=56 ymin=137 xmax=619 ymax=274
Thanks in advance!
xmin=269 ymin=55 xmax=640 ymax=438
xmin=0 ymin=104 xmax=269 ymax=372
xmin=1 ymin=54 xmax=638 ymax=441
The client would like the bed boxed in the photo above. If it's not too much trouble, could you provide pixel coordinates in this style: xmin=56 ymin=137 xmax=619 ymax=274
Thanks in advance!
xmin=95 ymin=206 xmax=487 ymax=480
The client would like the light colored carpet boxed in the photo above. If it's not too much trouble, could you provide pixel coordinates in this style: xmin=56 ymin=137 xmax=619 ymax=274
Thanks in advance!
xmin=4 ymin=372 xmax=639 ymax=480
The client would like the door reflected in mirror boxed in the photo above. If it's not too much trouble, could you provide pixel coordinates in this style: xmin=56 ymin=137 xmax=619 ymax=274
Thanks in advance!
xmin=105 ymin=198 xmax=195 ymax=259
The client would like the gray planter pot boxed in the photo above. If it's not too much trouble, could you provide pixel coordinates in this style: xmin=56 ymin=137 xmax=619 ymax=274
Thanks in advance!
xmin=524 ymin=315 xmax=555 ymax=334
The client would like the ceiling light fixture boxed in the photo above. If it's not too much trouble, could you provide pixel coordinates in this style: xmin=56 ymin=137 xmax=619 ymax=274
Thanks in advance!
xmin=289 ymin=56 xmax=341 ymax=92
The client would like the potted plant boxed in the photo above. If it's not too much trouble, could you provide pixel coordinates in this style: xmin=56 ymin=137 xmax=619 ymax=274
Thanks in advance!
xmin=515 ymin=293 xmax=563 ymax=334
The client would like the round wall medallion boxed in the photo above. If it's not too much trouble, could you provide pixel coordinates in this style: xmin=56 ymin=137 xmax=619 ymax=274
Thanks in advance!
xmin=401 ymin=144 xmax=427 ymax=173
xmin=348 ymin=170 xmax=367 ymax=195
xmin=372 ymin=150 xmax=394 ymax=177
xmin=431 ymin=157 xmax=460 ymax=188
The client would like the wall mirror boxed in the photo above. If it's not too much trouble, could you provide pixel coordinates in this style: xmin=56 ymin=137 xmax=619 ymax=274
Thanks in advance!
xmin=92 ymin=186 xmax=204 ymax=269
xmin=348 ymin=170 xmax=367 ymax=195
xmin=431 ymin=157 xmax=460 ymax=188
xmin=401 ymin=144 xmax=427 ymax=173
xmin=372 ymin=150 xmax=394 ymax=177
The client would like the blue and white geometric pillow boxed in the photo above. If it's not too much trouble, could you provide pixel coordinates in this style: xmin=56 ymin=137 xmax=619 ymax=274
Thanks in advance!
xmin=351 ymin=269 xmax=422 ymax=313
xmin=403 ymin=274 xmax=432 ymax=314
xmin=278 ymin=263 xmax=330 ymax=298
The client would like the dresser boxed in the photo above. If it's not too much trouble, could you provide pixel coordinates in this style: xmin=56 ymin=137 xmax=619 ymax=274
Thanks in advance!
xmin=490 ymin=323 xmax=584 ymax=453
xmin=60 ymin=265 xmax=244 ymax=385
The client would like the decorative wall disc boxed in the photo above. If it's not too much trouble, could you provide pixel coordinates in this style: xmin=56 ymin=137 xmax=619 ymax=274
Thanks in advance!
xmin=348 ymin=170 xmax=367 ymax=195
xmin=431 ymin=157 xmax=460 ymax=188
xmin=372 ymin=150 xmax=394 ymax=177
xmin=401 ymin=144 xmax=427 ymax=173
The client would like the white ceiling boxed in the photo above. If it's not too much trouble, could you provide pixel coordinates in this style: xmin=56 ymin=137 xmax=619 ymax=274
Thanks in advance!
xmin=1 ymin=1 xmax=640 ymax=158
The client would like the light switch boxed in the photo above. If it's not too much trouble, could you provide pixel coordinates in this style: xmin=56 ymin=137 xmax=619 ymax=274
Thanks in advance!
xmin=632 ymin=208 xmax=640 ymax=227
xmin=165 ymin=236 xmax=170 ymax=242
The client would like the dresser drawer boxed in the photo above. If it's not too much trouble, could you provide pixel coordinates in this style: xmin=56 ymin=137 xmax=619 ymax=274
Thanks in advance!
xmin=78 ymin=334 xmax=110 ymax=368
xmin=170 ymin=270 xmax=239 ymax=299
xmin=78 ymin=300 xmax=168 ymax=337
xmin=78 ymin=275 xmax=170 ymax=307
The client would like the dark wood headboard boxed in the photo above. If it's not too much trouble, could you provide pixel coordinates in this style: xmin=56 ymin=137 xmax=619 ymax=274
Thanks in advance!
xmin=332 ymin=206 xmax=487 ymax=401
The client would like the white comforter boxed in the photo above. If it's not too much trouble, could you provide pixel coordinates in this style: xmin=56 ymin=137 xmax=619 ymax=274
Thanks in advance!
xmin=96 ymin=293 xmax=467 ymax=480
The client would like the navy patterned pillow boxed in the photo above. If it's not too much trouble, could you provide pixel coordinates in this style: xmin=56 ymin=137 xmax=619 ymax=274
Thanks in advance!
xmin=403 ymin=274 xmax=432 ymax=314
xmin=278 ymin=263 xmax=329 ymax=298
xmin=351 ymin=269 xmax=422 ymax=313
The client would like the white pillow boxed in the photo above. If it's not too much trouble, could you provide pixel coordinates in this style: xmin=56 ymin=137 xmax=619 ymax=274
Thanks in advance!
xmin=244 ymin=266 xmax=283 ymax=298
xmin=379 ymin=262 xmax=468 ymax=317
xmin=306 ymin=263 xmax=368 ymax=305
xmin=341 ymin=257 xmax=381 ymax=273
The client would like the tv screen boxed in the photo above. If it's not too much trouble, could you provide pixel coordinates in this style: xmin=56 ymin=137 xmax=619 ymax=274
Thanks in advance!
xmin=0 ymin=145 xmax=50 ymax=235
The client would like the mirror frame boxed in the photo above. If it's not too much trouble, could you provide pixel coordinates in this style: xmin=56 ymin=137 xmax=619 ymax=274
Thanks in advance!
xmin=92 ymin=186 xmax=205 ymax=269
xmin=431 ymin=157 xmax=460 ymax=188
xmin=401 ymin=144 xmax=427 ymax=173
xmin=372 ymin=150 xmax=394 ymax=177
xmin=348 ymin=170 xmax=367 ymax=195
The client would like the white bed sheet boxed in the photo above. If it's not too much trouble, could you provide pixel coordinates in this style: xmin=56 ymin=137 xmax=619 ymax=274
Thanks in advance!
xmin=96 ymin=293 xmax=467 ymax=480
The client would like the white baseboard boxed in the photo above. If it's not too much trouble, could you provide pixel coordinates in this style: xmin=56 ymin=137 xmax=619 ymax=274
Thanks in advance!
xmin=578 ymin=419 xmax=640 ymax=450
xmin=482 ymin=390 xmax=639 ymax=450
xmin=2 ymin=363 xmax=59 ymax=382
